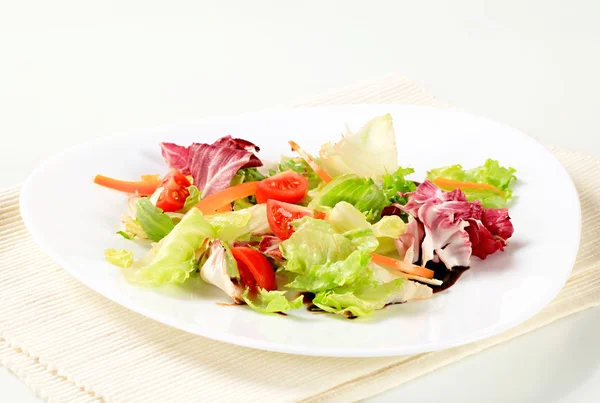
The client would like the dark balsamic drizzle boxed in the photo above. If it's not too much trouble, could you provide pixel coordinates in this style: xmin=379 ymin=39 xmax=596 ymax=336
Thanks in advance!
xmin=425 ymin=261 xmax=470 ymax=294
xmin=300 ymin=292 xmax=327 ymax=314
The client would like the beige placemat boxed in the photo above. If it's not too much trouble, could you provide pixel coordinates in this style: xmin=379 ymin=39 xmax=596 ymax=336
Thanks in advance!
xmin=1 ymin=76 xmax=599 ymax=403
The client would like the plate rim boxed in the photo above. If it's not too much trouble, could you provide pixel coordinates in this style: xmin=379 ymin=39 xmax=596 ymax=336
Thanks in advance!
xmin=19 ymin=104 xmax=582 ymax=357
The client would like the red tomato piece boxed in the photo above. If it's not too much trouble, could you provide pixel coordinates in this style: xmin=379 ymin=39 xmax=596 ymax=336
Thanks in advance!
xmin=255 ymin=171 xmax=308 ymax=204
xmin=231 ymin=247 xmax=276 ymax=291
xmin=266 ymin=200 xmax=324 ymax=240
xmin=155 ymin=168 xmax=191 ymax=212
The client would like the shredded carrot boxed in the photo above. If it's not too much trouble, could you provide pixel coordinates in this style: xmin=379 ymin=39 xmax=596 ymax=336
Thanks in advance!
xmin=215 ymin=203 xmax=233 ymax=213
xmin=195 ymin=182 xmax=258 ymax=215
xmin=94 ymin=174 xmax=161 ymax=196
xmin=370 ymin=253 xmax=435 ymax=279
xmin=288 ymin=140 xmax=332 ymax=183
xmin=433 ymin=177 xmax=505 ymax=197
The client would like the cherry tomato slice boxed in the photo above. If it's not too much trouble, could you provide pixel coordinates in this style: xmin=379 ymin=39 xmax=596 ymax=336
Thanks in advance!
xmin=256 ymin=171 xmax=308 ymax=204
xmin=266 ymin=200 xmax=323 ymax=240
xmin=235 ymin=258 xmax=257 ymax=291
xmin=231 ymin=247 xmax=276 ymax=291
xmin=155 ymin=168 xmax=191 ymax=212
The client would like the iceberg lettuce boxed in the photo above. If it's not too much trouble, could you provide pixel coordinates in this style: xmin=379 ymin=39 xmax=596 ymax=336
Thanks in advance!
xmin=319 ymin=114 xmax=398 ymax=178
xmin=427 ymin=159 xmax=517 ymax=208
xmin=125 ymin=208 xmax=215 ymax=285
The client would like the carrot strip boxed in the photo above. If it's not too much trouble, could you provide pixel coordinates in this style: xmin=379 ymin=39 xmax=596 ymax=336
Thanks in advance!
xmin=288 ymin=141 xmax=332 ymax=183
xmin=94 ymin=174 xmax=161 ymax=196
xmin=433 ymin=177 xmax=505 ymax=197
xmin=215 ymin=203 xmax=233 ymax=213
xmin=195 ymin=182 xmax=258 ymax=215
xmin=370 ymin=253 xmax=435 ymax=279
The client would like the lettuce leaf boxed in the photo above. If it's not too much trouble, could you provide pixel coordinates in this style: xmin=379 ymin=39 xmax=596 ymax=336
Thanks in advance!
xmin=125 ymin=208 xmax=215 ymax=285
xmin=279 ymin=216 xmax=432 ymax=317
xmin=280 ymin=217 xmax=357 ymax=274
xmin=135 ymin=198 xmax=175 ymax=242
xmin=230 ymin=168 xmax=266 ymax=186
xmin=312 ymin=278 xmax=406 ymax=317
xmin=318 ymin=114 xmax=399 ymax=178
xmin=328 ymin=202 xmax=406 ymax=255
xmin=205 ymin=204 xmax=269 ymax=242
xmin=104 ymin=248 xmax=133 ymax=268
xmin=286 ymin=250 xmax=374 ymax=292
xmin=342 ymin=228 xmax=379 ymax=253
xmin=381 ymin=166 xmax=416 ymax=205
xmin=427 ymin=159 xmax=517 ymax=208
xmin=181 ymin=185 xmax=202 ymax=212
xmin=313 ymin=277 xmax=432 ymax=317
xmin=242 ymin=288 xmax=303 ymax=314
xmin=308 ymin=174 xmax=387 ymax=220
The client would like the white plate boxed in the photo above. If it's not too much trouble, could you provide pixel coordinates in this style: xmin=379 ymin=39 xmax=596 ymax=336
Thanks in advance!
xmin=20 ymin=105 xmax=580 ymax=357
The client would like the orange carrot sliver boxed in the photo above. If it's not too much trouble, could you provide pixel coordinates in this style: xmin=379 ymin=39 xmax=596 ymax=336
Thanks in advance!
xmin=288 ymin=140 xmax=332 ymax=183
xmin=370 ymin=253 xmax=435 ymax=279
xmin=195 ymin=182 xmax=258 ymax=215
xmin=94 ymin=174 xmax=161 ymax=196
xmin=433 ymin=177 xmax=504 ymax=197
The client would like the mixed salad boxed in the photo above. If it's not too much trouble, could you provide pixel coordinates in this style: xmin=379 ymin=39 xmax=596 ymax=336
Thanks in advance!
xmin=98 ymin=115 xmax=516 ymax=318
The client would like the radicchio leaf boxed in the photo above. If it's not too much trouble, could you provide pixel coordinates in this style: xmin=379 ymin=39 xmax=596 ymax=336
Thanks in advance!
xmin=188 ymin=142 xmax=262 ymax=197
xmin=394 ymin=215 xmax=423 ymax=264
xmin=160 ymin=143 xmax=190 ymax=175
xmin=398 ymin=180 xmax=514 ymax=269
xmin=482 ymin=208 xmax=514 ymax=240
xmin=464 ymin=220 xmax=505 ymax=259
xmin=160 ymin=136 xmax=263 ymax=197
xmin=258 ymin=235 xmax=283 ymax=262
xmin=212 ymin=135 xmax=261 ymax=153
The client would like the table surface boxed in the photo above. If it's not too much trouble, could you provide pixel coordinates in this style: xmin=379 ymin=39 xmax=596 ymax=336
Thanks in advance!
xmin=1 ymin=1 xmax=599 ymax=401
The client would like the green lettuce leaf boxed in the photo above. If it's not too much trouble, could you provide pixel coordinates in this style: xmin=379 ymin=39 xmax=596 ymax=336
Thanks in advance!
xmin=313 ymin=278 xmax=406 ymax=317
xmin=286 ymin=250 xmax=374 ymax=292
xmin=313 ymin=277 xmax=432 ymax=317
xmin=280 ymin=217 xmax=357 ymax=274
xmin=120 ymin=214 xmax=148 ymax=240
xmin=308 ymin=174 xmax=387 ymax=220
xmin=116 ymin=230 xmax=134 ymax=240
xmin=342 ymin=228 xmax=379 ymax=253
xmin=381 ymin=166 xmax=416 ymax=205
xmin=242 ymin=288 xmax=303 ymax=314
xmin=279 ymin=215 xmax=432 ymax=317
xmin=427 ymin=159 xmax=517 ymax=208
xmin=232 ymin=197 xmax=254 ymax=211
xmin=318 ymin=114 xmax=399 ymax=178
xmin=231 ymin=168 xmax=267 ymax=186
xmin=230 ymin=168 xmax=265 ymax=206
xmin=104 ymin=248 xmax=133 ymax=268
xmin=125 ymin=208 xmax=215 ymax=285
xmin=135 ymin=198 xmax=175 ymax=242
xmin=328 ymin=202 xmax=406 ymax=254
xmin=181 ymin=185 xmax=202 ymax=212
xmin=205 ymin=204 xmax=269 ymax=242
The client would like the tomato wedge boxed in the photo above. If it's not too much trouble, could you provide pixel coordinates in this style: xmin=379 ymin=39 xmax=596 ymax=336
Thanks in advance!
xmin=256 ymin=171 xmax=309 ymax=204
xmin=231 ymin=247 xmax=276 ymax=291
xmin=266 ymin=200 xmax=324 ymax=240
xmin=94 ymin=174 xmax=161 ymax=196
xmin=195 ymin=182 xmax=258 ymax=215
xmin=155 ymin=169 xmax=191 ymax=212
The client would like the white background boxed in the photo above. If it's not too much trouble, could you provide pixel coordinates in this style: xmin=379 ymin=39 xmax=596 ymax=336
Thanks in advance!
xmin=1 ymin=1 xmax=599 ymax=401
